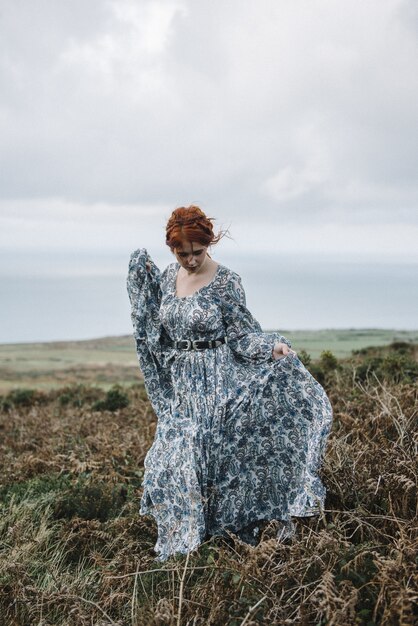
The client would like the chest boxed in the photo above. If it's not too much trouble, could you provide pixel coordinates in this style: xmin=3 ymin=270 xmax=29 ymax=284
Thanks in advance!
xmin=175 ymin=270 xmax=215 ymax=298
xmin=159 ymin=293 xmax=224 ymax=337
xmin=173 ymin=266 xmax=217 ymax=298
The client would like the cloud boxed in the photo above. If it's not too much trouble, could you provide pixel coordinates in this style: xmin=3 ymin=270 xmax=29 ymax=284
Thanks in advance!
xmin=58 ymin=0 xmax=186 ymax=87
xmin=0 ymin=0 xmax=417 ymax=265
xmin=0 ymin=198 xmax=169 ymax=252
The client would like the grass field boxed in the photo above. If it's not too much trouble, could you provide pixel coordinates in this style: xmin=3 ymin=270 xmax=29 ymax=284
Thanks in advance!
xmin=0 ymin=328 xmax=417 ymax=392
xmin=0 ymin=341 xmax=416 ymax=624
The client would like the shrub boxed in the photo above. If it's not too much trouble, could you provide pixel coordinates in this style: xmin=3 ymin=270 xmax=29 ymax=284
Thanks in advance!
xmin=297 ymin=349 xmax=312 ymax=367
xmin=353 ymin=352 xmax=418 ymax=384
xmin=301 ymin=350 xmax=340 ymax=387
xmin=319 ymin=350 xmax=339 ymax=371
xmin=53 ymin=478 xmax=127 ymax=522
xmin=387 ymin=340 xmax=414 ymax=355
xmin=0 ymin=396 xmax=12 ymax=412
xmin=56 ymin=384 xmax=104 ymax=407
xmin=92 ymin=385 xmax=130 ymax=412
xmin=0 ymin=473 xmax=73 ymax=506
xmin=1 ymin=388 xmax=48 ymax=410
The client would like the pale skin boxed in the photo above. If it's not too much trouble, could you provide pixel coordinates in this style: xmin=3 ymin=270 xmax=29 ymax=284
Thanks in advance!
xmin=146 ymin=240 xmax=297 ymax=360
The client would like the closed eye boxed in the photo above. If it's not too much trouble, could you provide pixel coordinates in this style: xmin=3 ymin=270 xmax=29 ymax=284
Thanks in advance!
xmin=178 ymin=250 xmax=204 ymax=257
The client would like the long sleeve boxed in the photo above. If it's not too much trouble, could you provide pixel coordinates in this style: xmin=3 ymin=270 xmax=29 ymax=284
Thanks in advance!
xmin=126 ymin=248 xmax=175 ymax=417
xmin=217 ymin=270 xmax=291 ymax=364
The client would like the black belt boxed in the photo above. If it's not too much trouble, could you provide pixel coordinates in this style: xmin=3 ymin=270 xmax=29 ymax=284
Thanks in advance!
xmin=172 ymin=337 xmax=227 ymax=351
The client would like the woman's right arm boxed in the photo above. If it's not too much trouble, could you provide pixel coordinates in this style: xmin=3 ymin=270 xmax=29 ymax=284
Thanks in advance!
xmin=127 ymin=248 xmax=154 ymax=290
xmin=126 ymin=249 xmax=175 ymax=416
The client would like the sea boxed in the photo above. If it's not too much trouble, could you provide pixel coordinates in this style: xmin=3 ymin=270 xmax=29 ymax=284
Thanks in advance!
xmin=0 ymin=254 xmax=416 ymax=344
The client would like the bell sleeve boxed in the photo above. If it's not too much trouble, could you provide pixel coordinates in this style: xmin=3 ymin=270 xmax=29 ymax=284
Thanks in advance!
xmin=126 ymin=248 xmax=175 ymax=417
xmin=218 ymin=270 xmax=292 ymax=364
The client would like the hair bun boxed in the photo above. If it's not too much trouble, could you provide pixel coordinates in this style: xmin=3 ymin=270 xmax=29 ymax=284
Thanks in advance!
xmin=165 ymin=205 xmax=230 ymax=250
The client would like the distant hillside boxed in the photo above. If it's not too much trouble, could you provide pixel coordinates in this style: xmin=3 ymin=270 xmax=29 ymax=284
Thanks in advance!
xmin=0 ymin=328 xmax=417 ymax=392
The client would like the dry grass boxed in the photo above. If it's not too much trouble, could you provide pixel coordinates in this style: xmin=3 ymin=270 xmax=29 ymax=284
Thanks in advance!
xmin=0 ymin=347 xmax=416 ymax=625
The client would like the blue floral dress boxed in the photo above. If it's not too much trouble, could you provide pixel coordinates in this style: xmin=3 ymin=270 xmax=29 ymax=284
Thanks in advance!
xmin=127 ymin=248 xmax=333 ymax=561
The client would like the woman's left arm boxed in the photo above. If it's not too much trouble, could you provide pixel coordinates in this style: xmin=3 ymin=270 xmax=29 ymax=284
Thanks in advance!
xmin=218 ymin=271 xmax=296 ymax=364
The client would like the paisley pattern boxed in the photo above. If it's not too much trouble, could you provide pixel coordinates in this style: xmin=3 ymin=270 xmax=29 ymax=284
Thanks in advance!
xmin=127 ymin=248 xmax=333 ymax=561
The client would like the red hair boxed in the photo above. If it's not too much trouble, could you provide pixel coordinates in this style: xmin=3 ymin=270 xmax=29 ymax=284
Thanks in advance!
xmin=165 ymin=205 xmax=230 ymax=252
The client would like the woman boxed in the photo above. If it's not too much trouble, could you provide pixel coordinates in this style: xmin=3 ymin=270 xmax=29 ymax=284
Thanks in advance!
xmin=127 ymin=205 xmax=333 ymax=561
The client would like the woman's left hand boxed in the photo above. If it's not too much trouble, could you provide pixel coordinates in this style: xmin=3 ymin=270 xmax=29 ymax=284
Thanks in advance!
xmin=272 ymin=342 xmax=297 ymax=360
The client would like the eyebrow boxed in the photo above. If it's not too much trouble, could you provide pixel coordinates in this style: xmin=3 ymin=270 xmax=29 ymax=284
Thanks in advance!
xmin=178 ymin=249 xmax=204 ymax=254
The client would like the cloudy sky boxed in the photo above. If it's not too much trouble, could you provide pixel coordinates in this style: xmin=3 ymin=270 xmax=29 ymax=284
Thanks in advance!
xmin=0 ymin=0 xmax=417 ymax=278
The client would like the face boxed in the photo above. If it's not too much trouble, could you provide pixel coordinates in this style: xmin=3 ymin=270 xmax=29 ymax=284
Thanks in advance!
xmin=173 ymin=241 xmax=208 ymax=273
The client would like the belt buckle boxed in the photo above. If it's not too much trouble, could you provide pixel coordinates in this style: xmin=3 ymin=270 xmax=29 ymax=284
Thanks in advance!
xmin=183 ymin=339 xmax=192 ymax=350
xmin=192 ymin=340 xmax=206 ymax=351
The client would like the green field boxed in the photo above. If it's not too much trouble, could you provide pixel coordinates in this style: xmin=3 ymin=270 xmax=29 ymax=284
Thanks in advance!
xmin=0 ymin=328 xmax=417 ymax=392
xmin=278 ymin=328 xmax=418 ymax=358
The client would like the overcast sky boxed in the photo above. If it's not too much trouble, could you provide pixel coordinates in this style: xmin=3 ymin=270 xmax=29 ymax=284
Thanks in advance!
xmin=0 ymin=0 xmax=417 ymax=276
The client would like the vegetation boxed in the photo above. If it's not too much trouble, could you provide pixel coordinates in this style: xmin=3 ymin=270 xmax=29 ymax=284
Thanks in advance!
xmin=0 ymin=343 xmax=416 ymax=625
xmin=1 ymin=329 xmax=417 ymax=392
